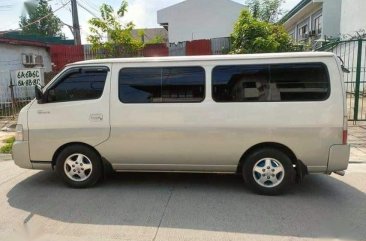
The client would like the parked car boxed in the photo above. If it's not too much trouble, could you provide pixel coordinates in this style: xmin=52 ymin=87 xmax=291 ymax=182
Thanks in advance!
xmin=12 ymin=52 xmax=350 ymax=195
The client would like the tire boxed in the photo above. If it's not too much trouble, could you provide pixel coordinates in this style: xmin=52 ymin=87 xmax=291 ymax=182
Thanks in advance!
xmin=55 ymin=144 xmax=103 ymax=188
xmin=242 ymin=148 xmax=295 ymax=195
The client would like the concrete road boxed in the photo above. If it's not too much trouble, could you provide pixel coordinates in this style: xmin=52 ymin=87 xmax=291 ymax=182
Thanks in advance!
xmin=0 ymin=160 xmax=365 ymax=241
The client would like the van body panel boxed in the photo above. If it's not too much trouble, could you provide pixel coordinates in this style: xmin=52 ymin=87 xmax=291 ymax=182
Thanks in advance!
xmin=27 ymin=64 xmax=112 ymax=162
xmin=94 ymin=56 xmax=346 ymax=173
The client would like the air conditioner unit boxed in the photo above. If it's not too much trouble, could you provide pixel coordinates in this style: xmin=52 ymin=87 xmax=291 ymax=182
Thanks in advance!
xmin=22 ymin=54 xmax=35 ymax=65
xmin=35 ymin=55 xmax=43 ymax=65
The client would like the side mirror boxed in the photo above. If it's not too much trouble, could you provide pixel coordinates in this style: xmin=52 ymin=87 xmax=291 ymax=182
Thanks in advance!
xmin=35 ymin=85 xmax=45 ymax=104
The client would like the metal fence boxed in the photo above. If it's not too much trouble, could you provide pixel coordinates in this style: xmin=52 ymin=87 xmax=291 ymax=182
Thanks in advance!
xmin=169 ymin=42 xmax=186 ymax=56
xmin=318 ymin=39 xmax=366 ymax=121
xmin=0 ymin=71 xmax=36 ymax=119
xmin=211 ymin=37 xmax=231 ymax=55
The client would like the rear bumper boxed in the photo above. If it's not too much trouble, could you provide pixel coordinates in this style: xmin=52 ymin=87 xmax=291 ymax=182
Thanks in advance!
xmin=327 ymin=144 xmax=350 ymax=172
xmin=12 ymin=141 xmax=32 ymax=169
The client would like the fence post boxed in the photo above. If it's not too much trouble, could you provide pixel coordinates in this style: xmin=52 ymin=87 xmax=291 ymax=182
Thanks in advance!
xmin=354 ymin=39 xmax=363 ymax=122
xmin=8 ymin=72 xmax=16 ymax=119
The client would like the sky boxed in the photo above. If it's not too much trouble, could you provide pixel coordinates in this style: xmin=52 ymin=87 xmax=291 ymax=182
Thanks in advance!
xmin=0 ymin=0 xmax=301 ymax=43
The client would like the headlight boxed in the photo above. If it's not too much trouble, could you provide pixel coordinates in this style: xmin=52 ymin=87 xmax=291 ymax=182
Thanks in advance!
xmin=15 ymin=124 xmax=23 ymax=141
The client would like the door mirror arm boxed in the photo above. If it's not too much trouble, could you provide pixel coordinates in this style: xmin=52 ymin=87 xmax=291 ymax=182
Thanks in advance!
xmin=35 ymin=85 xmax=46 ymax=104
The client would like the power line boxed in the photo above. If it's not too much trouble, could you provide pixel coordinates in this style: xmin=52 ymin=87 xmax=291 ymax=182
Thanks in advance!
xmin=77 ymin=1 xmax=99 ymax=18
xmin=0 ymin=0 xmax=71 ymax=35
xmin=81 ymin=0 xmax=100 ymax=13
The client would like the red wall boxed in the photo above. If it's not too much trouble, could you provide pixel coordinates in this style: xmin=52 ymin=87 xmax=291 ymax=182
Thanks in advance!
xmin=143 ymin=44 xmax=169 ymax=57
xmin=186 ymin=40 xmax=212 ymax=56
xmin=49 ymin=45 xmax=84 ymax=72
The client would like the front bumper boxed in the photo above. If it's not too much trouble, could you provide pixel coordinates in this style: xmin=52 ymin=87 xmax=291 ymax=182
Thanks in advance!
xmin=12 ymin=141 xmax=32 ymax=169
xmin=327 ymin=144 xmax=350 ymax=172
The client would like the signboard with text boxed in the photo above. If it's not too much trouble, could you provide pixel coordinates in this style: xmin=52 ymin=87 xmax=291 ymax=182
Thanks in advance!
xmin=15 ymin=69 xmax=43 ymax=87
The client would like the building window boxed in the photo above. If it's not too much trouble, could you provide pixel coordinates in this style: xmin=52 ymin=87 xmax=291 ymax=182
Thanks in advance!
xmin=119 ymin=67 xmax=205 ymax=103
xmin=298 ymin=24 xmax=308 ymax=40
xmin=289 ymin=31 xmax=296 ymax=41
xmin=212 ymin=63 xmax=330 ymax=102
xmin=314 ymin=15 xmax=322 ymax=35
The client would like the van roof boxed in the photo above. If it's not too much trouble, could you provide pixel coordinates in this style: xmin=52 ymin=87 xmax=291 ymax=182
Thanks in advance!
xmin=70 ymin=52 xmax=335 ymax=66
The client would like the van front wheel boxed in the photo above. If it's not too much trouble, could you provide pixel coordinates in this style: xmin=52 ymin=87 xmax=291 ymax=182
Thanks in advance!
xmin=55 ymin=145 xmax=102 ymax=188
xmin=242 ymin=148 xmax=295 ymax=195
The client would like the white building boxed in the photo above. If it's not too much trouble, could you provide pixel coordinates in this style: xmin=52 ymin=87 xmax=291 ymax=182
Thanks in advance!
xmin=280 ymin=0 xmax=366 ymax=45
xmin=0 ymin=38 xmax=51 ymax=103
xmin=157 ymin=0 xmax=246 ymax=43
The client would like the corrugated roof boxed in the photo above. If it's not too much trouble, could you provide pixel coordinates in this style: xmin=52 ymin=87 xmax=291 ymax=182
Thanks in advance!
xmin=0 ymin=38 xmax=49 ymax=48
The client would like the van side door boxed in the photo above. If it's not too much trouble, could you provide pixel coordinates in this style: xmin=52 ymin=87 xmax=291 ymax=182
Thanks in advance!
xmin=27 ymin=65 xmax=111 ymax=162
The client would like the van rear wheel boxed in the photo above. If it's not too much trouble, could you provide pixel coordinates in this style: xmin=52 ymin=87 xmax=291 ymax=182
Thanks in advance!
xmin=55 ymin=145 xmax=102 ymax=188
xmin=242 ymin=148 xmax=295 ymax=195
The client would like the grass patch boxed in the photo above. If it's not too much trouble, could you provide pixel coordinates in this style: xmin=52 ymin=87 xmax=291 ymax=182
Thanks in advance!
xmin=0 ymin=136 xmax=15 ymax=154
xmin=4 ymin=136 xmax=15 ymax=144
xmin=0 ymin=143 xmax=13 ymax=154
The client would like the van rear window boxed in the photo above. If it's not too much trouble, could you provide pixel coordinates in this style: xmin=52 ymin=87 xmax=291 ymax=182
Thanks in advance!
xmin=212 ymin=63 xmax=330 ymax=102
xmin=119 ymin=67 xmax=205 ymax=103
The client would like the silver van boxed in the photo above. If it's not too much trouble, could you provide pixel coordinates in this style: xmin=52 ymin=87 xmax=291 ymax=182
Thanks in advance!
xmin=12 ymin=52 xmax=350 ymax=195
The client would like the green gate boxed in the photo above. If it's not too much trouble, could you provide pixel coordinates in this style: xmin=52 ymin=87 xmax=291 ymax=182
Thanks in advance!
xmin=317 ymin=39 xmax=366 ymax=121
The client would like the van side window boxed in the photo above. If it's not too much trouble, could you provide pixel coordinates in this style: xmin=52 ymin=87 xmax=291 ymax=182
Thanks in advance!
xmin=212 ymin=63 xmax=330 ymax=102
xmin=119 ymin=67 xmax=205 ymax=103
xmin=162 ymin=67 xmax=205 ymax=103
xmin=212 ymin=65 xmax=270 ymax=102
xmin=119 ymin=68 xmax=162 ymax=103
xmin=270 ymin=63 xmax=329 ymax=101
xmin=47 ymin=68 xmax=107 ymax=103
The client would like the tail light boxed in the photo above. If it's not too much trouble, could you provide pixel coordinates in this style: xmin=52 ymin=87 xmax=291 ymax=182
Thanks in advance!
xmin=343 ymin=130 xmax=348 ymax=145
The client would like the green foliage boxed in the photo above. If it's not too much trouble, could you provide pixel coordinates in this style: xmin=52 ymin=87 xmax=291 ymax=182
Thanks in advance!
xmin=147 ymin=35 xmax=166 ymax=44
xmin=0 ymin=144 xmax=12 ymax=154
xmin=88 ymin=1 xmax=143 ymax=58
xmin=4 ymin=136 xmax=15 ymax=144
xmin=19 ymin=0 xmax=64 ymax=37
xmin=231 ymin=10 xmax=295 ymax=54
xmin=247 ymin=0 xmax=285 ymax=23
xmin=0 ymin=136 xmax=15 ymax=154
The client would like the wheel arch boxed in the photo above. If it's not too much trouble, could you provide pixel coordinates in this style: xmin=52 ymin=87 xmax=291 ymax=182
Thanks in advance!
xmin=51 ymin=142 xmax=108 ymax=169
xmin=236 ymin=142 xmax=298 ymax=174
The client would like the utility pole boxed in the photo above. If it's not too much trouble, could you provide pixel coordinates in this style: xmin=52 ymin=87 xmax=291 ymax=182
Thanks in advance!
xmin=71 ymin=0 xmax=81 ymax=45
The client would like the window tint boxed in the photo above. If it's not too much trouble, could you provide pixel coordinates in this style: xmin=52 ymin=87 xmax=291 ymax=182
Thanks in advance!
xmin=119 ymin=68 xmax=162 ymax=103
xmin=270 ymin=63 xmax=329 ymax=101
xmin=47 ymin=68 xmax=107 ymax=103
xmin=212 ymin=63 xmax=329 ymax=102
xmin=162 ymin=67 xmax=205 ymax=103
xmin=119 ymin=67 xmax=205 ymax=103
xmin=212 ymin=65 xmax=270 ymax=102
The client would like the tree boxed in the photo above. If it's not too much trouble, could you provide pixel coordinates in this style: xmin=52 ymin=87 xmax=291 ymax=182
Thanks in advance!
xmin=147 ymin=35 xmax=166 ymax=44
xmin=231 ymin=10 xmax=295 ymax=54
xmin=247 ymin=0 xmax=285 ymax=23
xmin=20 ymin=0 xmax=64 ymax=37
xmin=88 ymin=1 xmax=143 ymax=58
